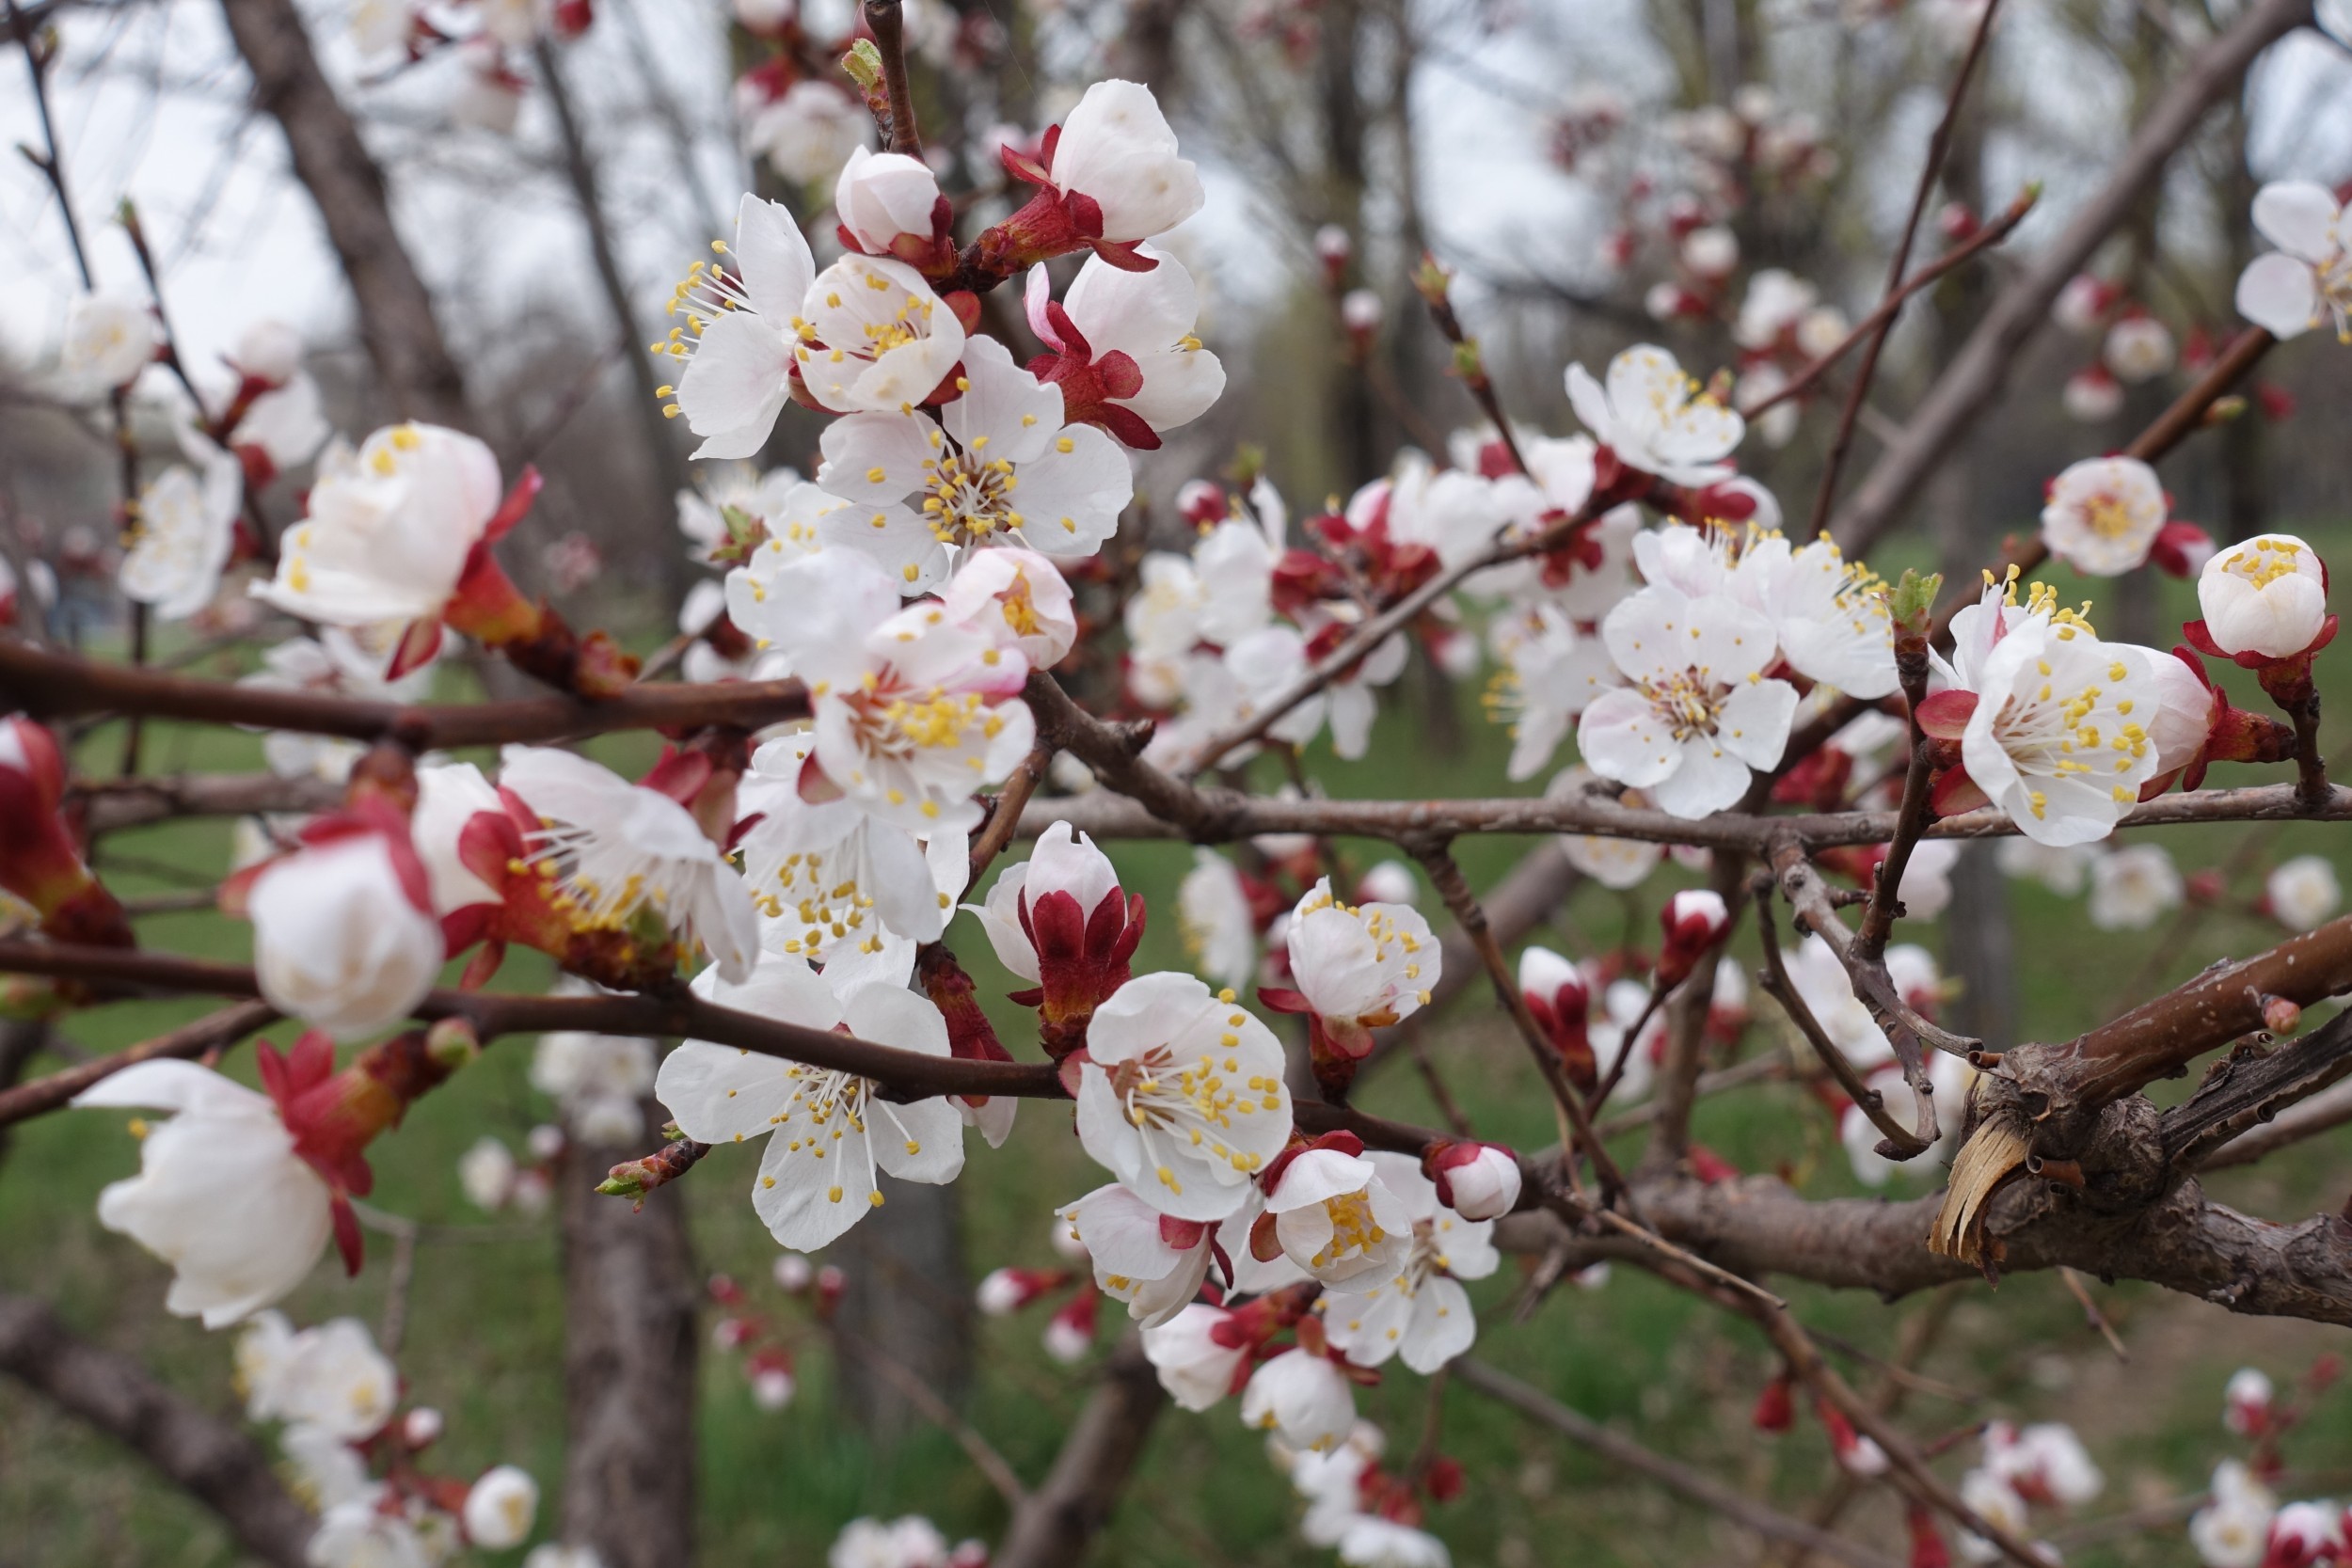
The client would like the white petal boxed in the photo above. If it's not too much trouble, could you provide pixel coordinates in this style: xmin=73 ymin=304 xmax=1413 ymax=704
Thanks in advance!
xmin=2236 ymin=253 xmax=2319 ymax=340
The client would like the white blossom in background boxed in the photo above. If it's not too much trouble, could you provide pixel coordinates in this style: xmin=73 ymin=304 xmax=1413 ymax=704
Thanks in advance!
xmin=73 ymin=1063 xmax=332 ymax=1326
xmin=2040 ymin=456 xmax=2168 ymax=577
xmin=2233 ymin=182 xmax=2348 ymax=342
xmin=123 ymin=444 xmax=243 ymax=621
xmin=501 ymin=746 xmax=760 ymax=983
xmin=676 ymin=462 xmax=803 ymax=559
xmin=658 ymin=956 xmax=964 ymax=1251
xmin=458 ymin=1135 xmax=517 ymax=1211
xmin=2190 ymin=1461 xmax=2278 ymax=1568
xmin=1491 ymin=604 xmax=1618 ymax=781
xmin=746 ymin=80 xmax=871 ymax=186
xmin=1139 ymin=1302 xmax=1251 ymax=1410
xmin=1578 ymin=585 xmax=1799 ymax=818
xmin=241 ymin=1315 xmax=400 ymax=1440
xmin=1177 ymin=849 xmax=1259 ymax=993
xmin=1548 ymin=767 xmax=1666 ymax=889
xmin=463 ymin=1465 xmax=540 ymax=1549
xmin=1997 ymin=838 xmax=2097 ymax=896
xmin=1983 ymin=1420 xmax=2104 ymax=1507
xmin=828 ymin=1514 xmax=952 ymax=1568
xmin=1565 ymin=344 xmax=1743 ymax=485
xmin=2267 ymin=856 xmax=2342 ymax=932
xmin=813 ymin=337 xmax=1133 ymax=588
xmin=248 ymin=831 xmax=444 ymax=1041
xmin=1338 ymin=1518 xmax=1454 ymax=1568
xmin=1321 ymin=1152 xmax=1498 ymax=1371
xmin=2103 ymin=315 xmax=2176 ymax=382
xmin=2088 ymin=844 xmax=2184 ymax=931
xmin=660 ymin=195 xmax=818 ymax=460
xmin=58 ymin=292 xmax=159 ymax=394
xmin=532 ymin=1024 xmax=658 ymax=1146
xmin=1240 ymin=1348 xmax=1356 ymax=1452
xmin=1072 ymin=972 xmax=1292 ymax=1220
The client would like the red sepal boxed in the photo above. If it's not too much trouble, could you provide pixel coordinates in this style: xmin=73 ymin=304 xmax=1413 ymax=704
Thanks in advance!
xmin=1913 ymin=689 xmax=1978 ymax=740
xmin=482 ymin=465 xmax=544 ymax=545
xmin=384 ymin=618 xmax=444 ymax=681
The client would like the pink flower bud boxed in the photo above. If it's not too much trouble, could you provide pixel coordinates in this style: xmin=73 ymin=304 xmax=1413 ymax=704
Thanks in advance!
xmin=1656 ymin=889 xmax=1729 ymax=988
xmin=1426 ymin=1141 xmax=1522 ymax=1220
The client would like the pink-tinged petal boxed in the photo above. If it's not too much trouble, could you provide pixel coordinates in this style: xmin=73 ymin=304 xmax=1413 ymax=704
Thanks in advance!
xmin=1025 ymin=265 xmax=1064 ymax=349
xmin=1576 ymin=688 xmax=1679 ymax=789
xmin=2235 ymin=253 xmax=2319 ymax=340
xmin=816 ymin=411 xmax=936 ymax=502
xmin=2250 ymin=182 xmax=2344 ymax=264
xmin=1062 ymin=244 xmax=1199 ymax=356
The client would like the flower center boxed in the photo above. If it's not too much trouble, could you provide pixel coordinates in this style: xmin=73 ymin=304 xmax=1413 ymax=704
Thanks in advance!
xmin=1307 ymin=1188 xmax=1388 ymax=1270
xmin=2081 ymin=491 xmax=2139 ymax=540
xmin=921 ymin=448 xmax=1021 ymax=544
xmin=2226 ymin=536 xmax=2304 ymax=589
xmin=1641 ymin=669 xmax=1726 ymax=740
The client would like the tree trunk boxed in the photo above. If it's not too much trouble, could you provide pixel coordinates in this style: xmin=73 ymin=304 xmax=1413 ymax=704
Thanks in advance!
xmin=992 ymin=1335 xmax=1166 ymax=1568
xmin=557 ymin=1101 xmax=700 ymax=1568
xmin=831 ymin=1180 xmax=975 ymax=1441
xmin=215 ymin=0 xmax=472 ymax=430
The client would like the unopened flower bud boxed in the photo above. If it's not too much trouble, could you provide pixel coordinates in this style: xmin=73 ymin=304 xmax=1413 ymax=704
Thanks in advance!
xmin=526 ymin=1123 xmax=565 ymax=1162
xmin=1753 ymin=1372 xmax=1794 ymax=1433
xmin=402 ymin=1406 xmax=445 ymax=1449
xmin=1425 ymin=1140 xmax=1522 ymax=1220
xmin=231 ymin=319 xmax=305 ymax=387
xmin=772 ymin=1254 xmax=813 ymax=1292
xmin=464 ymin=1465 xmax=538 ymax=1549
xmin=1341 ymin=288 xmax=1383 ymax=335
xmin=1656 ymin=890 xmax=1730 ymax=988
xmin=1518 ymin=945 xmax=1594 ymax=1089
xmin=2194 ymin=533 xmax=2331 ymax=662
xmin=1355 ymin=860 xmax=1418 ymax=907
xmin=2264 ymin=995 xmax=2303 ymax=1036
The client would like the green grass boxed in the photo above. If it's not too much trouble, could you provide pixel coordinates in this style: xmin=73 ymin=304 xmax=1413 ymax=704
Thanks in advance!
xmin=8 ymin=542 xmax=2352 ymax=1567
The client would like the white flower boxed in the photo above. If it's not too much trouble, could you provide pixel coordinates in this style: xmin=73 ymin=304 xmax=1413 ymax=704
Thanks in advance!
xmin=464 ymin=1465 xmax=539 ymax=1550
xmin=2226 ymin=1367 xmax=2276 ymax=1433
xmin=941 ymin=547 xmax=1077 ymax=668
xmin=2104 ymin=315 xmax=2176 ymax=382
xmin=1428 ymin=1142 xmax=1521 ymax=1222
xmin=730 ymin=550 xmax=1036 ymax=835
xmin=676 ymin=462 xmax=803 ymax=558
xmin=123 ymin=445 xmax=243 ymax=621
xmin=1565 ymin=345 xmax=1743 ymax=486
xmin=1491 ymin=604 xmax=1619 ymax=782
xmin=1041 ymin=245 xmax=1226 ymax=436
xmin=73 ymin=1062 xmax=332 ymax=1326
xmin=309 ymin=1493 xmax=440 ymax=1568
xmin=1263 ymin=1145 xmax=1413 ymax=1291
xmin=835 ymin=147 xmax=944 ymax=255
xmin=2063 ymin=367 xmax=2124 ymax=423
xmin=1141 ymin=1302 xmax=1250 ymax=1410
xmin=1899 ymin=837 xmax=1960 ymax=921
xmin=1577 ymin=586 xmax=1798 ymax=818
xmin=1178 ymin=849 xmax=1259 ymax=993
xmin=245 ymin=1316 xmax=401 ymax=1440
xmin=532 ymin=1026 xmax=658 ymax=1145
xmin=1589 ymin=977 xmax=1662 ymax=1101
xmin=59 ymin=292 xmax=158 ymax=394
xmin=2268 ymin=855 xmax=2342 ymax=932
xmin=458 ymin=1136 xmax=516 ymax=1210
xmin=2271 ymin=1502 xmax=2344 ymax=1566
xmin=1735 ymin=269 xmax=1819 ymax=349
xmin=250 ymin=832 xmax=444 ymax=1041
xmin=1680 ymin=224 xmax=1739 ymax=278
xmin=1073 ymin=971 xmax=1292 ymax=1221
xmin=501 ymin=745 xmax=759 ymax=982
xmin=254 ymin=423 xmax=503 ymax=626
xmin=795 ymin=253 xmax=967 ymax=417
xmin=1958 ymin=1469 xmax=2030 ymax=1564
xmin=1240 ymin=1349 xmax=1356 ymax=1452
xmin=659 ymin=195 xmax=818 ymax=461
xmin=812 ymin=336 xmax=1132 ymax=588
xmin=2088 ymin=843 xmax=2183 ymax=931
xmin=1047 ymin=79 xmax=1205 ymax=243
xmin=2197 ymin=534 xmax=2329 ymax=660
xmin=1338 ymin=1518 xmax=1452 ymax=1568
xmin=1719 ymin=531 xmax=1897 ymax=698
xmin=736 ymin=733 xmax=967 ymax=967
xmin=1060 ymin=1181 xmax=1216 ymax=1326
xmin=1283 ymin=877 xmax=1438 ymax=1042
xmin=1321 ymin=1150 xmax=1497 ymax=1371
xmin=1959 ymin=614 xmax=2162 ymax=847
xmin=1782 ymin=934 xmax=1891 ymax=1069
xmin=2233 ymin=182 xmax=2348 ymax=341
xmin=2040 ymin=456 xmax=2168 ymax=577
xmin=1996 ymin=838 xmax=2096 ymax=896
xmin=656 ymin=957 xmax=965 ymax=1251
xmin=408 ymin=761 xmax=505 ymax=918
xmin=829 ymin=1515 xmax=950 ymax=1568
xmin=2191 ymin=1461 xmax=2278 ymax=1568
xmin=746 ymin=80 xmax=871 ymax=186
xmin=524 ymin=1546 xmax=604 ymax=1568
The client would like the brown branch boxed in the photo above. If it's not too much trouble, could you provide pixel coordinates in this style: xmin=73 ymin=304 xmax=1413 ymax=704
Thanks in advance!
xmin=1828 ymin=0 xmax=2313 ymax=554
xmin=1744 ymin=190 xmax=2037 ymax=418
xmin=0 ymin=639 xmax=810 ymax=749
xmin=863 ymin=0 xmax=924 ymax=157
xmin=77 ymin=772 xmax=342 ymax=834
xmin=0 ymin=1291 xmax=316 ymax=1567
xmin=0 ymin=1000 xmax=277 ymax=1126
xmin=1806 ymin=0 xmax=2003 ymax=534
xmin=1451 ymin=1358 xmax=1905 ymax=1568
xmin=2198 ymin=1073 xmax=2352 ymax=1171
xmin=2157 ymin=1005 xmax=2352 ymax=1169
xmin=991 ymin=1335 xmax=1166 ymax=1568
